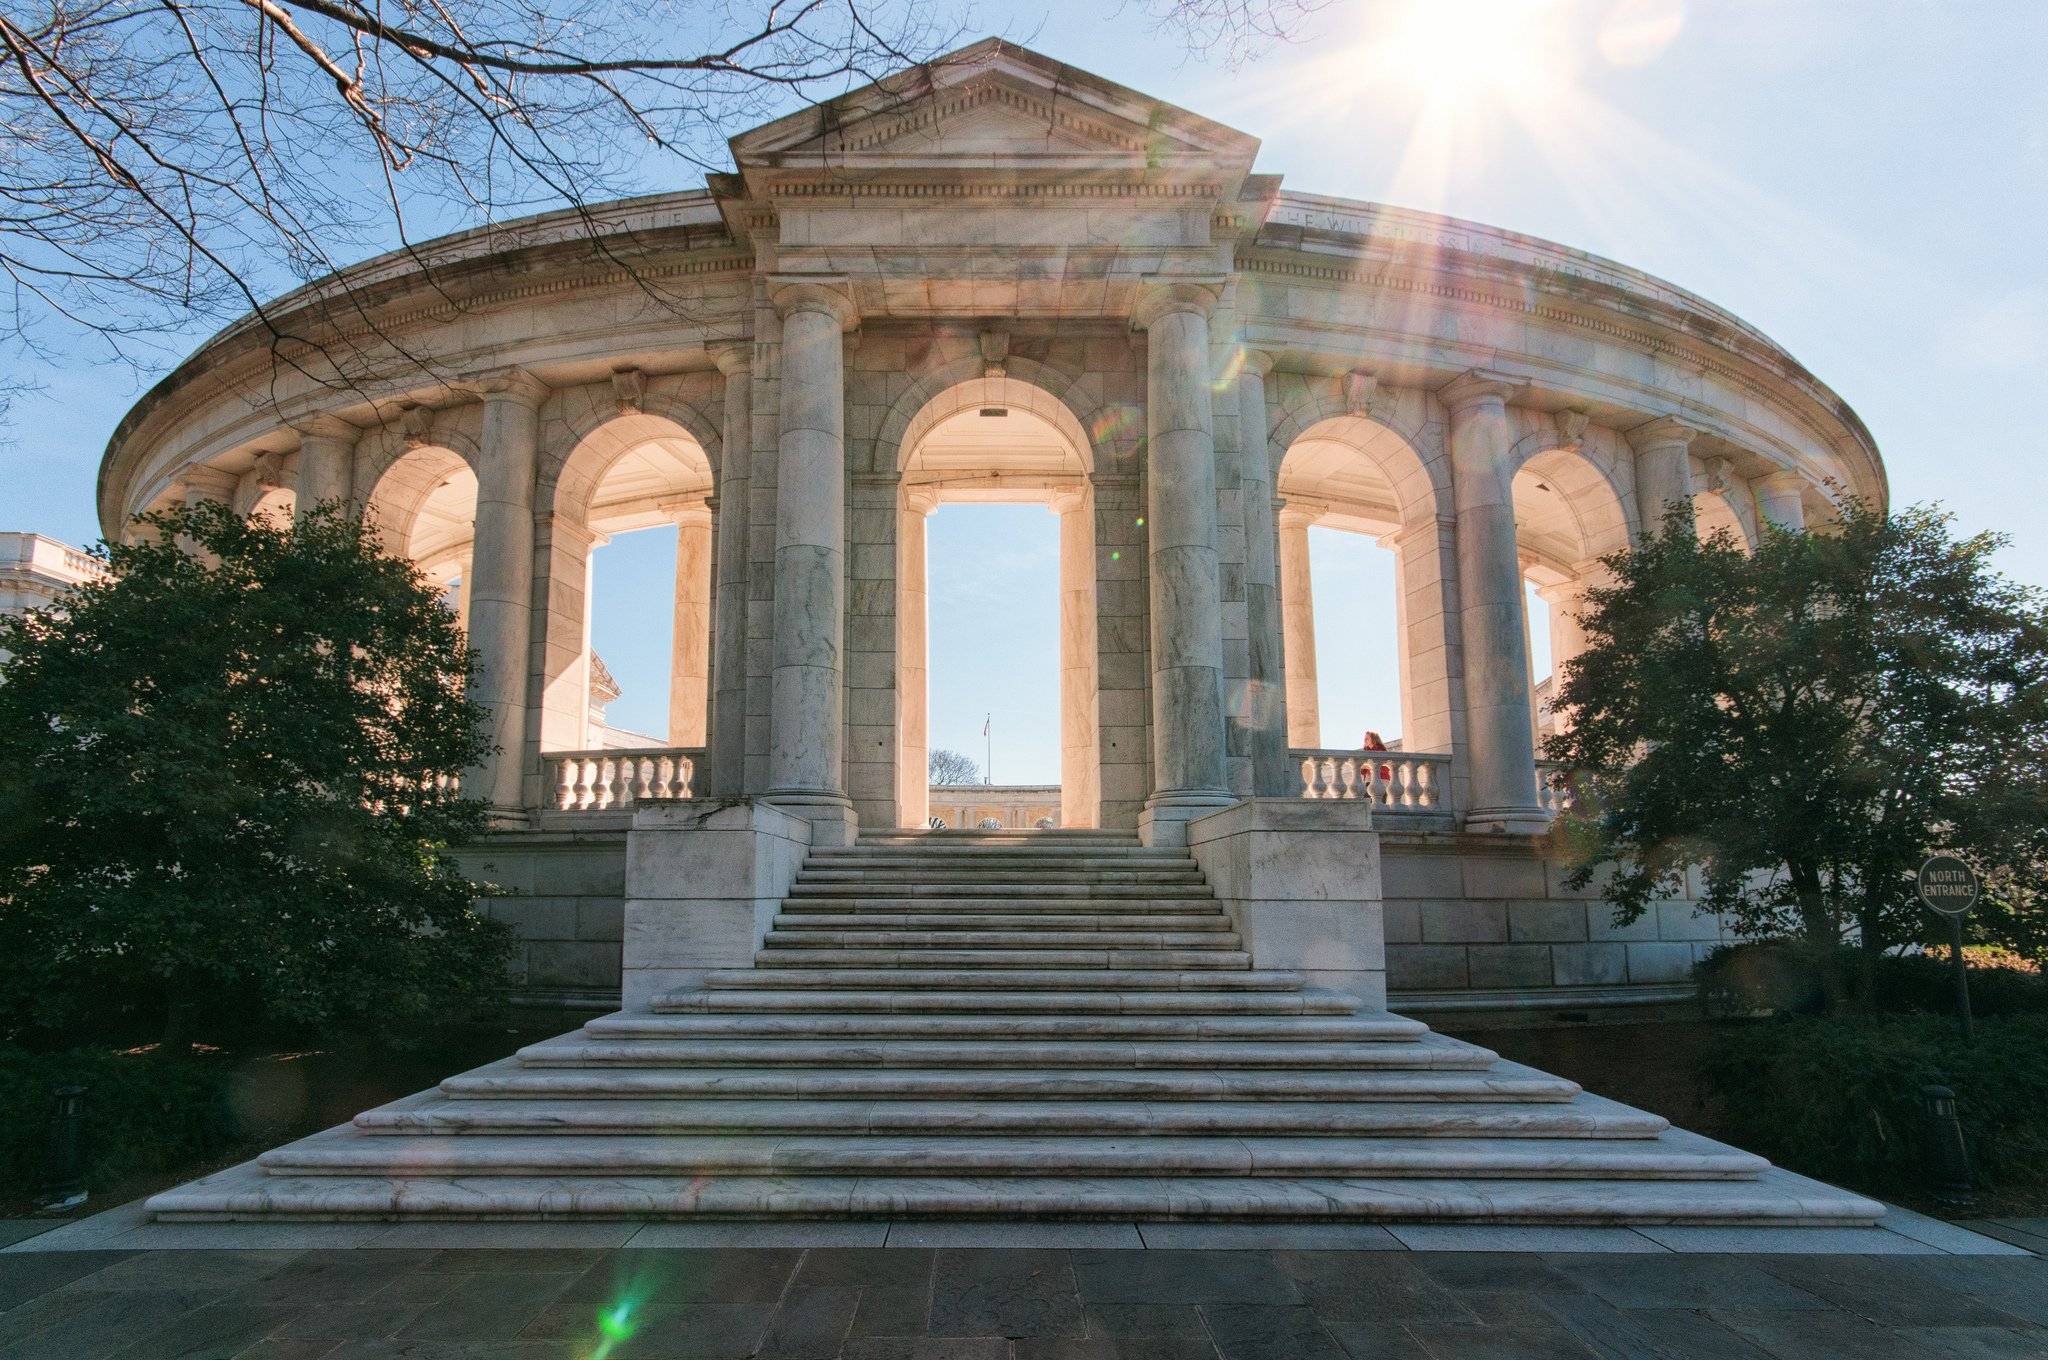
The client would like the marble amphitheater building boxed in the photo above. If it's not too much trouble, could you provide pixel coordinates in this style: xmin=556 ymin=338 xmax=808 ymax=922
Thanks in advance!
xmin=117 ymin=43 xmax=1887 ymax=1224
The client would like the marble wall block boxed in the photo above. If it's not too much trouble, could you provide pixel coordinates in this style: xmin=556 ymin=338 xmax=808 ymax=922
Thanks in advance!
xmin=619 ymin=799 xmax=812 ymax=1010
xmin=1188 ymin=798 xmax=1385 ymax=1008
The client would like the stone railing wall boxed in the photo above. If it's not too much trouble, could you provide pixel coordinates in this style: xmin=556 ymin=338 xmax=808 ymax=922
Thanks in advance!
xmin=1292 ymin=749 xmax=1451 ymax=810
xmin=545 ymin=747 xmax=702 ymax=811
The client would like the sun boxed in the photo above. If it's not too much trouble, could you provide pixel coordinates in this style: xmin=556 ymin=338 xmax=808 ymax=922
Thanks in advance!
xmin=1365 ymin=0 xmax=1576 ymax=110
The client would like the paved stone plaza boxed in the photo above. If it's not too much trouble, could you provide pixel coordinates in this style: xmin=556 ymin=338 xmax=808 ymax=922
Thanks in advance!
xmin=2 ymin=1210 xmax=2044 ymax=1359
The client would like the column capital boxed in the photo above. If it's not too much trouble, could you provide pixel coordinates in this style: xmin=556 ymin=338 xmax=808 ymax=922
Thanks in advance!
xmin=1753 ymin=467 xmax=1806 ymax=495
xmin=1239 ymin=348 xmax=1277 ymax=379
xmin=1276 ymin=500 xmax=1323 ymax=532
xmin=711 ymin=342 xmax=752 ymax=377
xmin=1626 ymin=414 xmax=1704 ymax=453
xmin=1047 ymin=484 xmax=1089 ymax=516
xmin=288 ymin=413 xmax=359 ymax=446
xmin=1130 ymin=275 xmax=1226 ymax=330
xmin=467 ymin=366 xmax=551 ymax=409
xmin=1437 ymin=368 xmax=1526 ymax=416
xmin=664 ymin=494 xmax=714 ymax=527
xmin=768 ymin=275 xmax=858 ymax=329
xmin=902 ymin=485 xmax=943 ymax=516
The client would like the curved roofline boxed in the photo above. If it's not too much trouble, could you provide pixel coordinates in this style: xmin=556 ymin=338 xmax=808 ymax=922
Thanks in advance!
xmin=100 ymin=181 xmax=1884 ymax=534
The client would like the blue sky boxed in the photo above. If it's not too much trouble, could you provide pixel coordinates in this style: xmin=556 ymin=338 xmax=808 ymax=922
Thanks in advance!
xmin=6 ymin=0 xmax=2043 ymax=769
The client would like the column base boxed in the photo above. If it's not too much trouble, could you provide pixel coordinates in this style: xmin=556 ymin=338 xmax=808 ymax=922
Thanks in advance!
xmin=1139 ymin=791 xmax=1237 ymax=847
xmin=762 ymin=791 xmax=861 ymax=848
xmin=1462 ymin=805 xmax=1554 ymax=836
xmin=483 ymin=805 xmax=532 ymax=830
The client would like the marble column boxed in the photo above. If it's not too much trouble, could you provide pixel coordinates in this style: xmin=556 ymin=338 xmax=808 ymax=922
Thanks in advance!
xmin=292 ymin=415 xmax=357 ymax=520
xmin=765 ymin=278 xmax=858 ymax=845
xmin=895 ymin=487 xmax=937 ymax=830
xmin=1629 ymin=416 xmax=1700 ymax=537
xmin=1053 ymin=486 xmax=1101 ymax=828
xmin=1537 ymin=577 xmax=1592 ymax=734
xmin=1444 ymin=370 xmax=1549 ymax=833
xmin=707 ymin=346 xmax=753 ymax=797
xmin=1135 ymin=279 xmax=1233 ymax=844
xmin=463 ymin=368 xmax=548 ymax=816
xmin=667 ymin=498 xmax=713 ymax=748
xmin=1236 ymin=352 xmax=1291 ymax=796
xmin=1753 ymin=470 xmax=1807 ymax=533
xmin=1277 ymin=502 xmax=1321 ymax=749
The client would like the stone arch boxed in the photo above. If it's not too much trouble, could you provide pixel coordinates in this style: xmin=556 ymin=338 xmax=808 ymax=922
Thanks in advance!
xmin=1508 ymin=440 xmax=1635 ymax=737
xmin=360 ymin=434 xmax=480 ymax=565
xmin=1272 ymin=402 xmax=1457 ymax=759
xmin=531 ymin=397 xmax=719 ymax=761
xmin=1695 ymin=485 xmax=1759 ymax=553
xmin=876 ymin=354 xmax=1110 ymax=479
xmin=542 ymin=398 xmax=717 ymax=534
xmin=888 ymin=372 xmax=1101 ymax=831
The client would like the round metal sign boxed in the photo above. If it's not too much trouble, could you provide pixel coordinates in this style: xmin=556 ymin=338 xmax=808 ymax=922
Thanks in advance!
xmin=1918 ymin=855 xmax=1980 ymax=917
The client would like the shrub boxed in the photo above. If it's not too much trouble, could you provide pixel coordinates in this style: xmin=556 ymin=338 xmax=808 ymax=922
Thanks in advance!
xmin=1695 ymin=943 xmax=2048 ymax=1020
xmin=0 ymin=1046 xmax=240 ymax=1199
xmin=1698 ymin=1013 xmax=2048 ymax=1194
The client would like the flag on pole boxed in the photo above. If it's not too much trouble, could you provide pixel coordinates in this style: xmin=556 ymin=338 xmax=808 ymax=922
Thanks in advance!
xmin=982 ymin=715 xmax=991 ymax=737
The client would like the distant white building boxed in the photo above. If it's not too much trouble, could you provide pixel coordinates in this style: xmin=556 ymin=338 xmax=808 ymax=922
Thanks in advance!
xmin=0 ymin=532 xmax=105 ymax=660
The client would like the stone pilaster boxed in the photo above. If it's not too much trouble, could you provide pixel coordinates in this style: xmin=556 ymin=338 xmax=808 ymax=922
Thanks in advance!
xmin=1443 ymin=370 xmax=1548 ymax=834
xmin=668 ymin=498 xmax=714 ymax=748
xmin=1134 ymin=278 xmax=1233 ymax=845
xmin=1277 ymin=501 xmax=1321 ymax=750
xmin=1628 ymin=416 xmax=1700 ymax=536
xmin=1052 ymin=485 xmax=1102 ymax=828
xmin=1753 ymin=470 xmax=1807 ymax=533
xmin=764 ymin=277 xmax=859 ymax=845
xmin=1236 ymin=351 xmax=1291 ymax=797
xmin=707 ymin=345 xmax=753 ymax=797
xmin=895 ymin=487 xmax=939 ymax=830
xmin=291 ymin=414 xmax=358 ymax=520
xmin=464 ymin=367 xmax=548 ymax=817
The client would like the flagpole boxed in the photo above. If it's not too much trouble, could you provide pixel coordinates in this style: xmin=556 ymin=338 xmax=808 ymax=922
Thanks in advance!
xmin=984 ymin=713 xmax=992 ymax=786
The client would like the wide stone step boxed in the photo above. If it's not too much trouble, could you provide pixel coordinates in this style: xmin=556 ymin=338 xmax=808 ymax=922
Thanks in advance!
xmin=774 ymin=912 xmax=1234 ymax=931
xmin=706 ymin=968 xmax=1305 ymax=991
xmin=778 ymin=897 xmax=1228 ymax=914
xmin=803 ymin=859 xmax=1204 ymax=873
xmin=748 ymin=948 xmax=1253 ymax=969
xmin=855 ymin=830 xmax=1139 ymax=844
xmin=803 ymin=870 xmax=1210 ymax=881
xmin=787 ymin=883 xmax=1216 ymax=900
xmin=655 ymin=988 xmax=1360 ymax=1015
xmin=355 ymin=1094 xmax=1669 ymax=1139
xmin=260 ymin=1130 xmax=1765 ymax=1180
xmin=583 ymin=1012 xmax=1420 ymax=1041
xmin=148 ymin=1164 xmax=1885 ymax=1225
xmin=511 ymin=1034 xmax=1496 ymax=1070
xmin=764 ymin=929 xmax=1242 ymax=950
xmin=439 ymin=1061 xmax=1579 ymax=1102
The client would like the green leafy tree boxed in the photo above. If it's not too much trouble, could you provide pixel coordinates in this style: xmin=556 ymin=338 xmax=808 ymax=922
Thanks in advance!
xmin=0 ymin=502 xmax=511 ymax=1048
xmin=1545 ymin=500 xmax=2048 ymax=966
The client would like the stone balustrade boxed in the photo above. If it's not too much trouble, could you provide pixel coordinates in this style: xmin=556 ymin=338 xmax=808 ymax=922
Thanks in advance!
xmin=1293 ymin=748 xmax=1450 ymax=810
xmin=1537 ymin=762 xmax=1577 ymax=814
xmin=545 ymin=747 xmax=702 ymax=811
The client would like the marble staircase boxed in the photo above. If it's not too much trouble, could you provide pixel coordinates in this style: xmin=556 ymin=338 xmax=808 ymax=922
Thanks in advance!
xmin=148 ymin=829 xmax=1884 ymax=1224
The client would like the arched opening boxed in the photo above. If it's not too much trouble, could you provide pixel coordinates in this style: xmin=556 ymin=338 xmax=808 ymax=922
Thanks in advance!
xmin=1694 ymin=487 xmax=1757 ymax=553
xmin=543 ymin=411 xmax=713 ymax=758
xmin=1276 ymin=415 xmax=1448 ymax=771
xmin=365 ymin=444 xmax=479 ymax=629
xmin=895 ymin=377 xmax=1098 ymax=829
xmin=1510 ymin=446 xmax=1631 ymax=739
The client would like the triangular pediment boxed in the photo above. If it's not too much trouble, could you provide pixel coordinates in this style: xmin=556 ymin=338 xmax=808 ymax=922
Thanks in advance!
xmin=729 ymin=39 xmax=1258 ymax=188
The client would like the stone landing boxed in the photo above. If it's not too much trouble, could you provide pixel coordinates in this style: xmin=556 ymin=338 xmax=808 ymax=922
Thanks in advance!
xmin=146 ymin=829 xmax=1883 ymax=1226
